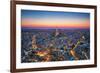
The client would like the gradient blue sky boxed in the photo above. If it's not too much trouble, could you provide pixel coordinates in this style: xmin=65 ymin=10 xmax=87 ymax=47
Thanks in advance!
xmin=21 ymin=10 xmax=90 ymax=29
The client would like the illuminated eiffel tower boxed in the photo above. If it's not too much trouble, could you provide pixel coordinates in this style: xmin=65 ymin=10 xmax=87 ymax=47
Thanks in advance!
xmin=55 ymin=28 xmax=59 ymax=37
xmin=32 ymin=35 xmax=37 ymax=49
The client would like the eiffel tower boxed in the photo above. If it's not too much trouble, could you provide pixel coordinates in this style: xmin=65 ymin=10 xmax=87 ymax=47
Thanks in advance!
xmin=32 ymin=35 xmax=37 ymax=49
xmin=55 ymin=29 xmax=59 ymax=37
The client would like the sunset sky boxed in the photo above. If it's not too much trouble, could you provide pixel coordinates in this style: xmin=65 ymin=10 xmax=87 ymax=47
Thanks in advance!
xmin=21 ymin=10 xmax=90 ymax=29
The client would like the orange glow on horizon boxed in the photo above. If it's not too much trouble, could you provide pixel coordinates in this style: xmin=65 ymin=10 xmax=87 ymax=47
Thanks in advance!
xmin=21 ymin=18 xmax=90 ymax=29
xmin=22 ymin=23 xmax=89 ymax=29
